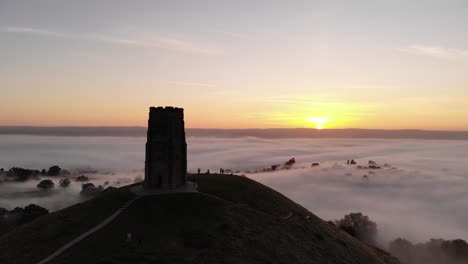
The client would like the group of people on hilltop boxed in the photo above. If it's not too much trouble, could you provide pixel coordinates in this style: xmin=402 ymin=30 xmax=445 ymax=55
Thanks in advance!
xmin=194 ymin=158 xmax=389 ymax=176
xmin=348 ymin=159 xmax=383 ymax=169
xmin=196 ymin=168 xmax=232 ymax=175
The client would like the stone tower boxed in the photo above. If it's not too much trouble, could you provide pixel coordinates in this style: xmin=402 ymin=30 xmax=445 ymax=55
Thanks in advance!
xmin=144 ymin=106 xmax=187 ymax=189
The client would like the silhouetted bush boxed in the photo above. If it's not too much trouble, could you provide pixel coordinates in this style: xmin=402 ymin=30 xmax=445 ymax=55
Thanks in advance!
xmin=37 ymin=179 xmax=54 ymax=190
xmin=59 ymin=178 xmax=71 ymax=188
xmin=19 ymin=204 xmax=49 ymax=224
xmin=80 ymin=182 xmax=103 ymax=196
xmin=389 ymin=237 xmax=468 ymax=264
xmin=0 ymin=204 xmax=49 ymax=235
xmin=47 ymin=165 xmax=61 ymax=176
xmin=285 ymin=158 xmax=296 ymax=166
xmin=389 ymin=238 xmax=413 ymax=262
xmin=81 ymin=182 xmax=95 ymax=191
xmin=442 ymin=239 xmax=468 ymax=260
xmin=6 ymin=167 xmax=40 ymax=181
xmin=76 ymin=175 xmax=89 ymax=182
xmin=335 ymin=212 xmax=377 ymax=243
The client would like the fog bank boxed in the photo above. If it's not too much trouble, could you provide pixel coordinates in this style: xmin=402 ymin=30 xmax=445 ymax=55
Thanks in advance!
xmin=1 ymin=135 xmax=468 ymax=243
xmin=2 ymin=127 xmax=468 ymax=140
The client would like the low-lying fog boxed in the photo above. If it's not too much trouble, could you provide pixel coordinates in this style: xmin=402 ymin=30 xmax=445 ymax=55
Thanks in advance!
xmin=1 ymin=135 xmax=468 ymax=244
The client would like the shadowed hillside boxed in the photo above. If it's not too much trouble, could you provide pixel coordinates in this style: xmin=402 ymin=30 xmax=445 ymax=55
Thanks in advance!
xmin=0 ymin=188 xmax=135 ymax=263
xmin=0 ymin=174 xmax=402 ymax=264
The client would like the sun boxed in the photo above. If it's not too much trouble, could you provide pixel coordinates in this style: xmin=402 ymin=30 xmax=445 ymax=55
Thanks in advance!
xmin=307 ymin=117 xmax=331 ymax=129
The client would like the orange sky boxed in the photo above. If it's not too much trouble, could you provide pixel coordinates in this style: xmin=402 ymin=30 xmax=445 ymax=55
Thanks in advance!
xmin=2 ymin=2 xmax=468 ymax=130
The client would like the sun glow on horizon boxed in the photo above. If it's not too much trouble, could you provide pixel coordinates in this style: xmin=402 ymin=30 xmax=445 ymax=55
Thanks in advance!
xmin=307 ymin=117 xmax=331 ymax=129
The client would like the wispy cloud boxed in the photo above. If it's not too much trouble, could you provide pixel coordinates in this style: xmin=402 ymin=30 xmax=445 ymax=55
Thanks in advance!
xmin=348 ymin=85 xmax=400 ymax=90
xmin=254 ymin=96 xmax=379 ymax=122
xmin=258 ymin=95 xmax=333 ymax=106
xmin=152 ymin=35 xmax=221 ymax=55
xmin=166 ymin=81 xmax=217 ymax=87
xmin=98 ymin=35 xmax=222 ymax=55
xmin=0 ymin=26 xmax=222 ymax=55
xmin=259 ymin=99 xmax=324 ymax=105
xmin=214 ymin=30 xmax=250 ymax=39
xmin=400 ymin=44 xmax=468 ymax=60
xmin=0 ymin=26 xmax=66 ymax=37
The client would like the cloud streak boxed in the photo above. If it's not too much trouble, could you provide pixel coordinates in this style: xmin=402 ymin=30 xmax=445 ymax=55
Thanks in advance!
xmin=0 ymin=26 xmax=222 ymax=55
xmin=400 ymin=44 xmax=468 ymax=60
xmin=98 ymin=34 xmax=222 ymax=55
xmin=0 ymin=26 xmax=66 ymax=37
xmin=166 ymin=81 xmax=217 ymax=87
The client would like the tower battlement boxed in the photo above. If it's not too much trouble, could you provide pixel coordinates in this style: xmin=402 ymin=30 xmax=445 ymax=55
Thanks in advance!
xmin=150 ymin=106 xmax=184 ymax=112
xmin=144 ymin=106 xmax=187 ymax=189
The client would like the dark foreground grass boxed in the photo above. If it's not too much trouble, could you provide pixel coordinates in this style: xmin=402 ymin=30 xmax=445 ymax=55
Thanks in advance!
xmin=195 ymin=173 xmax=311 ymax=217
xmin=0 ymin=189 xmax=135 ymax=264
xmin=0 ymin=174 xmax=401 ymax=264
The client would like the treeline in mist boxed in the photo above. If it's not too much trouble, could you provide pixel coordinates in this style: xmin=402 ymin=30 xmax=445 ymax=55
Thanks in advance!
xmin=335 ymin=212 xmax=468 ymax=264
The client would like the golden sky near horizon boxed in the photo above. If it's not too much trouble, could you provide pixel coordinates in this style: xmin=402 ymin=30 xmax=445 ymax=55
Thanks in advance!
xmin=1 ymin=1 xmax=468 ymax=130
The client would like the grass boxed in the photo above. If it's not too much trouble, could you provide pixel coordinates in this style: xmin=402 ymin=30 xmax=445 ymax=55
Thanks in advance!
xmin=0 ymin=188 xmax=135 ymax=264
xmin=0 ymin=174 xmax=402 ymax=264
xmin=195 ymin=173 xmax=311 ymax=217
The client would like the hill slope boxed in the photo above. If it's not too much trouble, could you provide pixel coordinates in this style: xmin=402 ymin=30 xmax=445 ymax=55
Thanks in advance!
xmin=0 ymin=175 xmax=402 ymax=264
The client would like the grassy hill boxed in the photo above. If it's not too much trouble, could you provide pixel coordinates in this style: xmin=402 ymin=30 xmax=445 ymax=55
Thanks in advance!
xmin=0 ymin=174 xmax=402 ymax=264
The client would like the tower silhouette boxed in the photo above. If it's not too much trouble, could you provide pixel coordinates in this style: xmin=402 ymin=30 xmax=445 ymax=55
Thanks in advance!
xmin=144 ymin=106 xmax=187 ymax=188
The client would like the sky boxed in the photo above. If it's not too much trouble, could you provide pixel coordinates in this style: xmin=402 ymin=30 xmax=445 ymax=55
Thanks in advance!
xmin=1 ymin=0 xmax=468 ymax=130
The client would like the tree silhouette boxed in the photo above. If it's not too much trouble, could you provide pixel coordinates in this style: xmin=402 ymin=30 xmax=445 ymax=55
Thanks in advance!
xmin=37 ymin=179 xmax=54 ymax=190
xmin=59 ymin=178 xmax=71 ymax=188
xmin=335 ymin=212 xmax=377 ymax=243
xmin=47 ymin=165 xmax=61 ymax=176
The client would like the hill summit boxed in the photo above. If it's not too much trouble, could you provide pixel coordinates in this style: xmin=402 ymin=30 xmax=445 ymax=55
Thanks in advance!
xmin=0 ymin=174 xmax=402 ymax=264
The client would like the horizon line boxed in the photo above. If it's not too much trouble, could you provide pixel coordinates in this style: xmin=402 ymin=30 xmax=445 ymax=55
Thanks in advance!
xmin=0 ymin=126 xmax=468 ymax=133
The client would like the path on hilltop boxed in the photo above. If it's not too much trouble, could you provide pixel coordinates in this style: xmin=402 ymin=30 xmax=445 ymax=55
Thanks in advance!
xmin=36 ymin=196 xmax=139 ymax=264
xmin=36 ymin=182 xmax=198 ymax=264
xmin=35 ymin=180 xmax=298 ymax=264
